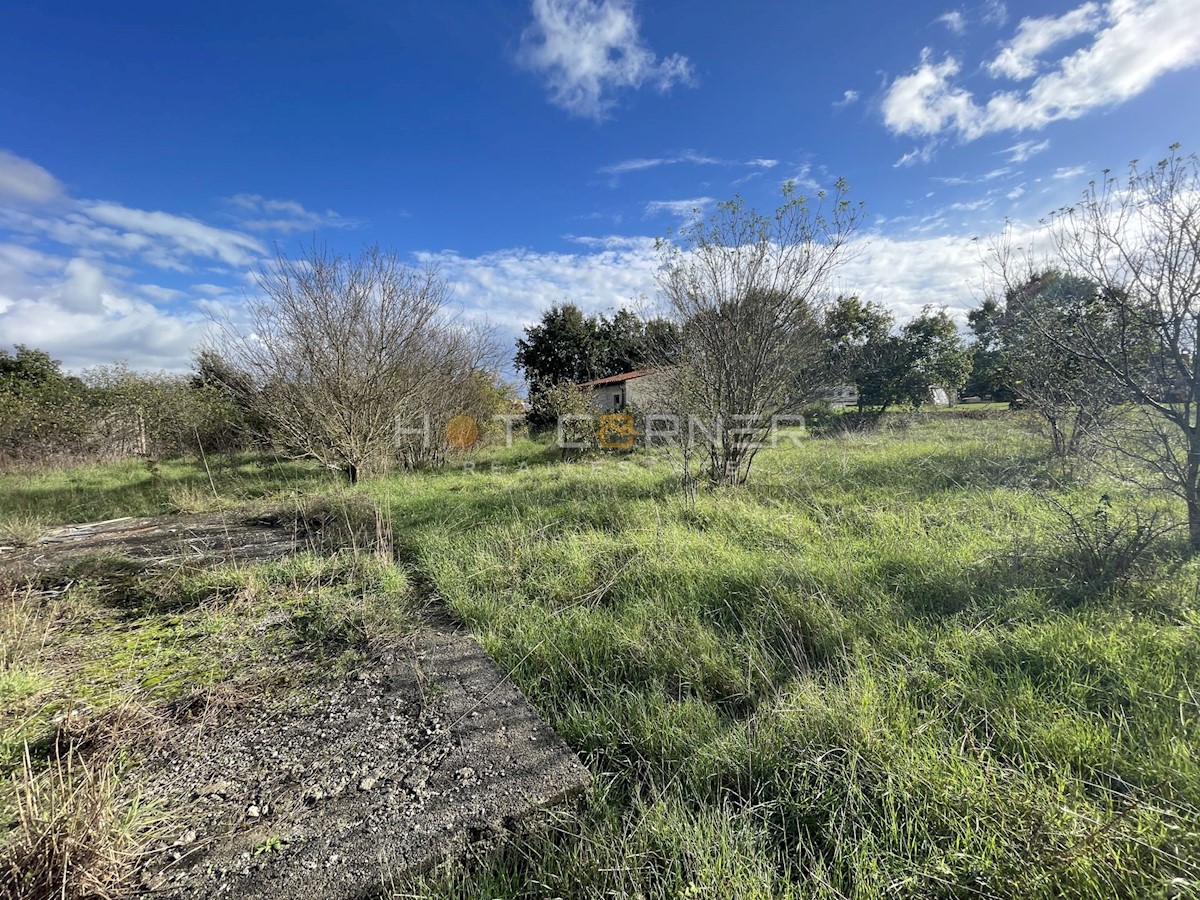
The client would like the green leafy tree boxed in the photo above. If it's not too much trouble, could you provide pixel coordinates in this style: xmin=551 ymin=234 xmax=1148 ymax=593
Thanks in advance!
xmin=826 ymin=304 xmax=971 ymax=416
xmin=963 ymin=296 xmax=1013 ymax=400
xmin=515 ymin=304 xmax=603 ymax=389
xmin=0 ymin=345 xmax=91 ymax=463
xmin=516 ymin=304 xmax=678 ymax=427
xmin=900 ymin=308 xmax=973 ymax=406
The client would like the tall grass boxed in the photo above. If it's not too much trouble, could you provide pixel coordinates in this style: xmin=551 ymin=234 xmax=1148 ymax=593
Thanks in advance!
xmin=1 ymin=419 xmax=1197 ymax=897
xmin=375 ymin=418 xmax=1200 ymax=898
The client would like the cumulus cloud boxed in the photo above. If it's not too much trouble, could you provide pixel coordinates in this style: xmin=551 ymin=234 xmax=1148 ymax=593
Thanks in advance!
xmin=882 ymin=52 xmax=977 ymax=138
xmin=0 ymin=246 xmax=207 ymax=370
xmin=413 ymin=230 xmax=998 ymax=353
xmin=0 ymin=149 xmax=64 ymax=205
xmin=415 ymin=240 xmax=661 ymax=337
xmin=837 ymin=233 xmax=987 ymax=321
xmin=227 ymin=194 xmax=359 ymax=232
xmin=518 ymin=0 xmax=695 ymax=120
xmin=882 ymin=0 xmax=1200 ymax=143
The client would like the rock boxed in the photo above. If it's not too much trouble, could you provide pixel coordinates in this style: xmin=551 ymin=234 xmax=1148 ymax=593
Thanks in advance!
xmin=198 ymin=780 xmax=232 ymax=798
xmin=246 ymin=805 xmax=261 ymax=819
xmin=358 ymin=776 xmax=377 ymax=791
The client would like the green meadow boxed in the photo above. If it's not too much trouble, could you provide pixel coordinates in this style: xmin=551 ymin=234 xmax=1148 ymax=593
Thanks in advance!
xmin=2 ymin=412 xmax=1198 ymax=899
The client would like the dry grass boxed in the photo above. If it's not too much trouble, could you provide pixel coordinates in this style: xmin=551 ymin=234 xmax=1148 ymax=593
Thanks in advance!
xmin=1 ymin=742 xmax=157 ymax=900
xmin=0 ymin=519 xmax=48 ymax=550
xmin=0 ymin=582 xmax=58 ymax=674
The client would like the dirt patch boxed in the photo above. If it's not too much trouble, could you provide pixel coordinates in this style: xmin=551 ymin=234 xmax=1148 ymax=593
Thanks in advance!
xmin=138 ymin=621 xmax=588 ymax=898
xmin=1 ymin=513 xmax=590 ymax=899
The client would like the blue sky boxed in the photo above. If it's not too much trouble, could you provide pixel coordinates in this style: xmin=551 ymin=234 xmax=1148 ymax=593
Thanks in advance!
xmin=2 ymin=0 xmax=1198 ymax=372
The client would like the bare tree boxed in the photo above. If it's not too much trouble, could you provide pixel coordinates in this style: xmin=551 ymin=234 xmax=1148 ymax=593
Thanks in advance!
xmin=213 ymin=243 xmax=486 ymax=483
xmin=654 ymin=182 xmax=863 ymax=485
xmin=993 ymin=147 xmax=1200 ymax=549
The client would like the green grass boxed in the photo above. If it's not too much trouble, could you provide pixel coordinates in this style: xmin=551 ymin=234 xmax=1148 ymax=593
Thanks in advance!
xmin=2 ymin=418 xmax=1198 ymax=898
xmin=0 ymin=550 xmax=416 ymax=773
xmin=371 ymin=418 xmax=1199 ymax=899
xmin=0 ymin=452 xmax=329 ymax=525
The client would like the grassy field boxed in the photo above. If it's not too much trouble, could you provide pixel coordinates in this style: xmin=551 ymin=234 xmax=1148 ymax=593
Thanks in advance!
xmin=2 ymin=412 xmax=1198 ymax=899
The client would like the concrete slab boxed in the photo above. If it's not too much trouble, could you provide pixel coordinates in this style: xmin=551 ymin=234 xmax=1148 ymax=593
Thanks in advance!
xmin=137 ymin=620 xmax=589 ymax=898
xmin=1 ymin=513 xmax=591 ymax=898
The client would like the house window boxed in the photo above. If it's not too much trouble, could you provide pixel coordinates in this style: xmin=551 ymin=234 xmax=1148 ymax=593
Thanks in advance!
xmin=614 ymin=393 xmax=622 ymax=407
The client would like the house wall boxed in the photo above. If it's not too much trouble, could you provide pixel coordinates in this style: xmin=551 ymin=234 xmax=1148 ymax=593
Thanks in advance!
xmin=623 ymin=372 xmax=669 ymax=410
xmin=589 ymin=383 xmax=626 ymax=413
xmin=588 ymin=373 xmax=670 ymax=413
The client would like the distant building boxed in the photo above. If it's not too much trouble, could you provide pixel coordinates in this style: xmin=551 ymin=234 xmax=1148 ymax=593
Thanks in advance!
xmin=578 ymin=369 xmax=668 ymax=412
xmin=822 ymin=383 xmax=859 ymax=409
xmin=820 ymin=382 xmax=953 ymax=408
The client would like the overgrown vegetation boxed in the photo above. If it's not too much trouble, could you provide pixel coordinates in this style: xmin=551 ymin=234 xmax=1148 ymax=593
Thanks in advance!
xmin=369 ymin=416 xmax=1199 ymax=899
xmin=1 ymin=415 xmax=1197 ymax=897
xmin=0 ymin=491 xmax=416 ymax=899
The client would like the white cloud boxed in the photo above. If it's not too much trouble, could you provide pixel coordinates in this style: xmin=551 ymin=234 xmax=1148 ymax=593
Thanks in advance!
xmin=837 ymin=233 xmax=987 ymax=321
xmin=882 ymin=51 xmax=977 ymax=137
xmin=418 ymin=231 xmax=997 ymax=345
xmin=0 ymin=250 xmax=208 ymax=371
xmin=894 ymin=142 xmax=941 ymax=168
xmin=1053 ymin=164 xmax=1090 ymax=179
xmin=226 ymin=194 xmax=358 ymax=232
xmin=80 ymin=203 xmax=265 ymax=269
xmin=833 ymin=89 xmax=860 ymax=108
xmin=518 ymin=0 xmax=695 ymax=120
xmin=882 ymin=0 xmax=1200 ymax=143
xmin=644 ymin=197 xmax=714 ymax=218
xmin=1007 ymin=184 xmax=1026 ymax=199
xmin=599 ymin=152 xmax=775 ymax=177
xmin=982 ymin=0 xmax=1009 ymax=26
xmin=936 ymin=10 xmax=967 ymax=33
xmin=1002 ymin=138 xmax=1050 ymax=162
xmin=0 ymin=149 xmax=64 ymax=205
xmin=987 ymin=3 xmax=1103 ymax=79
xmin=934 ymin=166 xmax=1013 ymax=185
xmin=416 ymin=240 xmax=661 ymax=335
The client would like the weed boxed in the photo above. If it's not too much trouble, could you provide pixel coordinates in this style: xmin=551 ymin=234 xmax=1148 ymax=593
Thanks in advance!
xmin=0 ymin=519 xmax=47 ymax=549
xmin=0 ymin=744 xmax=159 ymax=900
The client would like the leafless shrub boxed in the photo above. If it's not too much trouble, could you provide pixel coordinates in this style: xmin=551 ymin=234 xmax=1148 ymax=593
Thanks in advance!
xmin=989 ymin=147 xmax=1200 ymax=550
xmin=213 ymin=242 xmax=500 ymax=483
xmin=654 ymin=182 xmax=863 ymax=486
